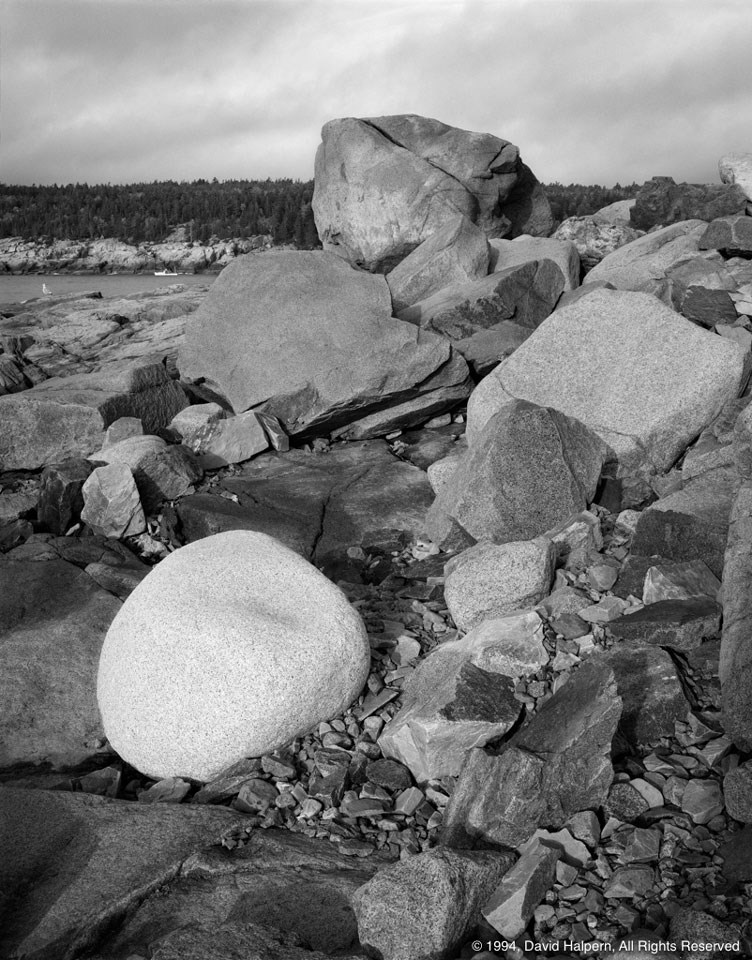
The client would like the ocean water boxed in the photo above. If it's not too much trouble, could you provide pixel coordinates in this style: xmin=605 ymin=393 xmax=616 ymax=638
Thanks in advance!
xmin=0 ymin=272 xmax=217 ymax=306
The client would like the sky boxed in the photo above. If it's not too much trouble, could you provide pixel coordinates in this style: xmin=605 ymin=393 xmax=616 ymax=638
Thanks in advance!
xmin=2 ymin=0 xmax=752 ymax=188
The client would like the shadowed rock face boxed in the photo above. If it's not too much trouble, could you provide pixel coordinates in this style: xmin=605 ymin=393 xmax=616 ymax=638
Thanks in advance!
xmin=312 ymin=115 xmax=553 ymax=272
xmin=0 ymin=788 xmax=374 ymax=960
xmin=630 ymin=177 xmax=748 ymax=231
xmin=440 ymin=660 xmax=621 ymax=849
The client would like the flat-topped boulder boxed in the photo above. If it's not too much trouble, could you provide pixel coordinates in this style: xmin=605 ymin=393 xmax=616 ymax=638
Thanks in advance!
xmin=586 ymin=220 xmax=708 ymax=289
xmin=467 ymin=288 xmax=747 ymax=475
xmin=312 ymin=114 xmax=553 ymax=271
xmin=178 ymin=250 xmax=471 ymax=437
xmin=0 ymin=360 xmax=188 ymax=470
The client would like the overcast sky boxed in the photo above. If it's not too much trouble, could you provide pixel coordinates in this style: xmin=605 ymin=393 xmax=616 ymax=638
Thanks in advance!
xmin=2 ymin=0 xmax=751 ymax=188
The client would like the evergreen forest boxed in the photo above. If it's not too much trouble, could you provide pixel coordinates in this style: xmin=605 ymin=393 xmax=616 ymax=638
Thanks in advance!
xmin=0 ymin=179 xmax=639 ymax=245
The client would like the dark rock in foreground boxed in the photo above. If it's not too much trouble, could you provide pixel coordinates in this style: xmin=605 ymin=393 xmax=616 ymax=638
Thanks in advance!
xmin=630 ymin=176 xmax=748 ymax=230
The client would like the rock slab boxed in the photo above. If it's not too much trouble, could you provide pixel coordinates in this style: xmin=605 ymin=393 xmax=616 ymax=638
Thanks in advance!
xmin=178 ymin=250 xmax=470 ymax=436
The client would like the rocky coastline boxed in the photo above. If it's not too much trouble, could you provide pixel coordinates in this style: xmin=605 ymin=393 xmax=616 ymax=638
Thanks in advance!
xmin=0 ymin=229 xmax=273 ymax=275
xmin=2 ymin=119 xmax=752 ymax=960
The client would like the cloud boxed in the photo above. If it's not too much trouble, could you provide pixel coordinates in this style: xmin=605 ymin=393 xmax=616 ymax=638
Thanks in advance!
xmin=2 ymin=0 xmax=751 ymax=186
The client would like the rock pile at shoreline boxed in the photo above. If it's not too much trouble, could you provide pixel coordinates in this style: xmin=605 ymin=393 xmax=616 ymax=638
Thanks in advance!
xmin=3 ymin=123 xmax=752 ymax=960
xmin=0 ymin=230 xmax=272 ymax=275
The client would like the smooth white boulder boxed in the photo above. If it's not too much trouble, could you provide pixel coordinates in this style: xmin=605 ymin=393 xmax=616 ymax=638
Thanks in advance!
xmin=97 ymin=530 xmax=370 ymax=780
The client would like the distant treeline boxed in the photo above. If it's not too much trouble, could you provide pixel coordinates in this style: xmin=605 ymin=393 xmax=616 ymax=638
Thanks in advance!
xmin=0 ymin=179 xmax=321 ymax=247
xmin=0 ymin=178 xmax=640 ymax=244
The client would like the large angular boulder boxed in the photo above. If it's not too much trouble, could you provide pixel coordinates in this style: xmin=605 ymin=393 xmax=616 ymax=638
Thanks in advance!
xmin=312 ymin=114 xmax=554 ymax=272
xmin=631 ymin=465 xmax=740 ymax=579
xmin=601 ymin=642 xmax=689 ymax=747
xmin=585 ymin=220 xmax=708 ymax=289
xmin=88 ymin=434 xmax=202 ymax=512
xmin=466 ymin=289 xmax=747 ymax=475
xmin=37 ymin=458 xmax=95 ymax=535
xmin=630 ymin=176 xmax=748 ymax=230
xmin=398 ymin=260 xmax=565 ymax=341
xmin=489 ymin=235 xmax=580 ymax=290
xmin=386 ymin=216 xmax=490 ymax=313
xmin=699 ymin=216 xmax=752 ymax=257
xmin=178 ymin=250 xmax=471 ymax=436
xmin=720 ymin=482 xmax=752 ymax=751
xmin=430 ymin=400 xmax=604 ymax=545
xmin=441 ymin=660 xmax=620 ymax=849
xmin=719 ymin=152 xmax=752 ymax=202
xmin=0 ymin=557 xmax=122 ymax=769
xmin=81 ymin=462 xmax=146 ymax=539
xmin=97 ymin=530 xmax=371 ymax=780
xmin=552 ymin=216 xmax=642 ymax=270
xmin=0 ymin=360 xmax=188 ymax=470
xmin=351 ymin=847 xmax=515 ymax=960
xmin=377 ymin=619 xmax=527 ymax=781
xmin=443 ymin=538 xmax=556 ymax=633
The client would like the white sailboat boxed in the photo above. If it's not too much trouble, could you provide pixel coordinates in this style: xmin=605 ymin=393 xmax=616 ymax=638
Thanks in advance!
xmin=154 ymin=266 xmax=178 ymax=276
xmin=42 ymin=283 xmax=52 ymax=295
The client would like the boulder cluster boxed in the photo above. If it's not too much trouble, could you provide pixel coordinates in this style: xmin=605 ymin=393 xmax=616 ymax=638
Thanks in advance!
xmin=3 ymin=118 xmax=752 ymax=960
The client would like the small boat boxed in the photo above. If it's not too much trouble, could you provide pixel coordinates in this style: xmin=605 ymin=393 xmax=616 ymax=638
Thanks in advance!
xmin=42 ymin=283 xmax=52 ymax=295
xmin=154 ymin=268 xmax=178 ymax=276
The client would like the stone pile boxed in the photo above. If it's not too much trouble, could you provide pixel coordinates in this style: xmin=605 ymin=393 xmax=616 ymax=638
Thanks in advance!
xmin=3 ymin=126 xmax=752 ymax=960
xmin=0 ymin=231 xmax=272 ymax=274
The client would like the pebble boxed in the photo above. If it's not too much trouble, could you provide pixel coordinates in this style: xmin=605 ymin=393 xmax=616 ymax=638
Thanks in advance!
xmin=341 ymin=797 xmax=386 ymax=818
xmin=681 ymin=779 xmax=724 ymax=824
xmin=603 ymin=865 xmax=656 ymax=899
xmin=393 ymin=786 xmax=424 ymax=816
xmin=137 ymin=777 xmax=191 ymax=804
xmin=234 ymin=778 xmax=279 ymax=812
xmin=366 ymin=758 xmax=412 ymax=791
xmin=630 ymin=778 xmax=665 ymax=809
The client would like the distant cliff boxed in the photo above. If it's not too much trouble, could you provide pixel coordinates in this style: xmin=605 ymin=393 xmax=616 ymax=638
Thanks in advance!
xmin=0 ymin=233 xmax=273 ymax=275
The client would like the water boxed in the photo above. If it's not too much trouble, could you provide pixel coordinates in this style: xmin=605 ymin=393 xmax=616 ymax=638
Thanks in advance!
xmin=0 ymin=272 xmax=217 ymax=306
